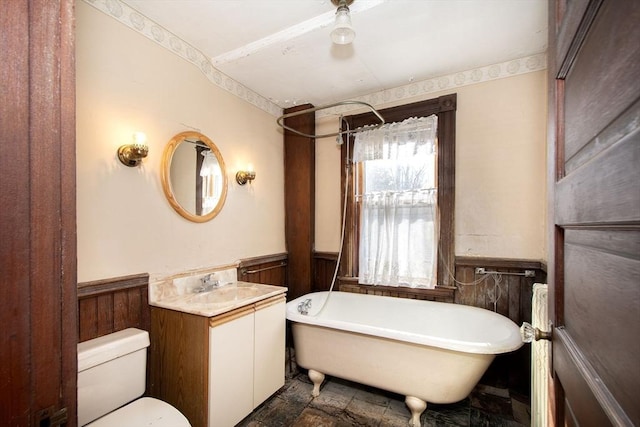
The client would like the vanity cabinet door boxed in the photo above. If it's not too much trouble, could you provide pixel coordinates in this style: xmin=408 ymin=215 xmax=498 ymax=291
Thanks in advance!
xmin=208 ymin=307 xmax=254 ymax=427
xmin=254 ymin=298 xmax=286 ymax=407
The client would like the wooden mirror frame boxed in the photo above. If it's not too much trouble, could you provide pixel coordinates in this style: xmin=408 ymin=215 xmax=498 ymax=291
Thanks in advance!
xmin=161 ymin=131 xmax=228 ymax=223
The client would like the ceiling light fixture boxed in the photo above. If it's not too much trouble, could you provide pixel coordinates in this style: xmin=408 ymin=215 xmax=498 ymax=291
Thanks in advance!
xmin=330 ymin=0 xmax=355 ymax=45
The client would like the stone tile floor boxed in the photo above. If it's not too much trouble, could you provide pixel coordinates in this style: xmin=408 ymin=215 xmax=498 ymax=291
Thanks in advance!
xmin=237 ymin=361 xmax=530 ymax=427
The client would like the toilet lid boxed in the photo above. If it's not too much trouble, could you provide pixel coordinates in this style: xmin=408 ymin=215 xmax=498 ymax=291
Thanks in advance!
xmin=85 ymin=397 xmax=191 ymax=427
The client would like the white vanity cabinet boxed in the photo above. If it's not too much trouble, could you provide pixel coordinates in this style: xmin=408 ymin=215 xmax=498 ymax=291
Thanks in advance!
xmin=150 ymin=293 xmax=286 ymax=427
xmin=208 ymin=297 xmax=285 ymax=427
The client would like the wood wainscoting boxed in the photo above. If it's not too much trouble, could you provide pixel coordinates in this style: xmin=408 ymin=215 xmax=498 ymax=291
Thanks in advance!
xmin=76 ymin=253 xmax=290 ymax=345
xmin=237 ymin=253 xmax=288 ymax=288
xmin=338 ymin=277 xmax=455 ymax=302
xmin=312 ymin=253 xmax=545 ymax=323
xmin=455 ymin=257 xmax=546 ymax=397
xmin=454 ymin=257 xmax=545 ymax=325
xmin=313 ymin=251 xmax=339 ymax=293
xmin=77 ymin=273 xmax=151 ymax=342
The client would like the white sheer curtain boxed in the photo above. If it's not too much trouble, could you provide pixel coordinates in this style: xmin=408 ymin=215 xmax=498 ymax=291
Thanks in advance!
xmin=353 ymin=115 xmax=438 ymax=288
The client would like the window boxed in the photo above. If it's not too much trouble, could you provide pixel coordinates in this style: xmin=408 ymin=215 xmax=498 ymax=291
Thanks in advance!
xmin=340 ymin=94 xmax=457 ymax=289
xmin=355 ymin=116 xmax=438 ymax=288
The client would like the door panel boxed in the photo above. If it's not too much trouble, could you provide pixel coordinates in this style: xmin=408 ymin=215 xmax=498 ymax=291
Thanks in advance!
xmin=0 ymin=0 xmax=77 ymax=425
xmin=550 ymin=0 xmax=640 ymax=425
xmin=553 ymin=331 xmax=612 ymax=427
xmin=555 ymin=131 xmax=640 ymax=224
xmin=564 ymin=236 xmax=640 ymax=408
xmin=562 ymin=1 xmax=640 ymax=161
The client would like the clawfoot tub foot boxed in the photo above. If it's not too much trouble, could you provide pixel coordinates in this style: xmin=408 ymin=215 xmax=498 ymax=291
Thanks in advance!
xmin=308 ymin=369 xmax=325 ymax=397
xmin=405 ymin=396 xmax=426 ymax=427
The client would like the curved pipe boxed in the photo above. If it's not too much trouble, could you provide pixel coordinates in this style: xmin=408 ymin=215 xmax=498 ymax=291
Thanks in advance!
xmin=276 ymin=100 xmax=385 ymax=138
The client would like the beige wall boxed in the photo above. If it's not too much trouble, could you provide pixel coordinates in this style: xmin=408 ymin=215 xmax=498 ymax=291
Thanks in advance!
xmin=77 ymin=1 xmax=546 ymax=283
xmin=315 ymin=71 xmax=547 ymax=261
xmin=76 ymin=2 xmax=285 ymax=282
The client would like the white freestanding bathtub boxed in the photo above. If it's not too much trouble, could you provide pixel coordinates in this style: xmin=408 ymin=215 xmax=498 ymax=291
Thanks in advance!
xmin=286 ymin=291 xmax=523 ymax=426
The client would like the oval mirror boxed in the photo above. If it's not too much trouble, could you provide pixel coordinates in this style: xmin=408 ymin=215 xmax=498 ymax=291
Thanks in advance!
xmin=161 ymin=131 xmax=228 ymax=222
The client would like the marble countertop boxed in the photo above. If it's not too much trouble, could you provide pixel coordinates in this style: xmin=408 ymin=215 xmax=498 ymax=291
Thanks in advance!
xmin=150 ymin=281 xmax=287 ymax=318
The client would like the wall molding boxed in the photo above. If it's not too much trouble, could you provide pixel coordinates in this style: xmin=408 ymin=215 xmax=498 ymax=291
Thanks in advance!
xmin=317 ymin=53 xmax=547 ymax=118
xmin=84 ymin=0 xmax=546 ymax=119
xmin=78 ymin=272 xmax=149 ymax=298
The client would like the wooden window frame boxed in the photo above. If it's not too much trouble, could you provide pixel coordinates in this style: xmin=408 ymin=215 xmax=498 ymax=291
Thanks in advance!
xmin=339 ymin=94 xmax=457 ymax=289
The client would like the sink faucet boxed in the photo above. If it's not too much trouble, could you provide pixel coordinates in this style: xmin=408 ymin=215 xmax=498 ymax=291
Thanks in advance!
xmin=193 ymin=273 xmax=219 ymax=293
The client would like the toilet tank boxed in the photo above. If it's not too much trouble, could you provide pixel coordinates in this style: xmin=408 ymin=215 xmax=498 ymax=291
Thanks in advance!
xmin=77 ymin=328 xmax=150 ymax=426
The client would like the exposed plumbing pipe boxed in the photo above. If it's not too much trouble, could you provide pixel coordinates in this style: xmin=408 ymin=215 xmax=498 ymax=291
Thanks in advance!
xmin=303 ymin=116 xmax=351 ymax=316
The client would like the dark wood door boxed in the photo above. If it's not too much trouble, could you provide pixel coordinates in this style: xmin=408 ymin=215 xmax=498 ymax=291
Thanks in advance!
xmin=0 ymin=1 xmax=77 ymax=425
xmin=548 ymin=0 xmax=639 ymax=425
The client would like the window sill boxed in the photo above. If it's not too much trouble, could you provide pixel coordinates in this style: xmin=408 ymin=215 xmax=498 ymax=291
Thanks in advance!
xmin=337 ymin=277 xmax=454 ymax=303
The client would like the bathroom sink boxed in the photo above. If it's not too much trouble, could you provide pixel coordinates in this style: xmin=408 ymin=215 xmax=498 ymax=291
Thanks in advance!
xmin=188 ymin=285 xmax=262 ymax=306
xmin=150 ymin=280 xmax=287 ymax=318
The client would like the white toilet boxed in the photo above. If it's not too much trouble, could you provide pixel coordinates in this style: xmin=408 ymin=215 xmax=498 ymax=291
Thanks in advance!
xmin=77 ymin=328 xmax=191 ymax=427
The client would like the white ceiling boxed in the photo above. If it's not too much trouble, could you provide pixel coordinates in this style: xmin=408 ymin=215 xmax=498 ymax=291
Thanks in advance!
xmin=120 ymin=0 xmax=548 ymax=109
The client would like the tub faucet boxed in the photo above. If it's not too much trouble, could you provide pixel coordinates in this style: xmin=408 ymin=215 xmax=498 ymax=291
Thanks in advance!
xmin=297 ymin=298 xmax=312 ymax=315
xmin=193 ymin=274 xmax=219 ymax=293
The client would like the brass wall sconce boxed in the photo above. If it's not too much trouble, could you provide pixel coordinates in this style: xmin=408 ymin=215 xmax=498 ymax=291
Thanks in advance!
xmin=236 ymin=166 xmax=256 ymax=185
xmin=118 ymin=132 xmax=149 ymax=167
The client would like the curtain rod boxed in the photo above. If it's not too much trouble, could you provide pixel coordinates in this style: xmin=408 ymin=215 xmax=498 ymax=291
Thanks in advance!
xmin=276 ymin=100 xmax=385 ymax=139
